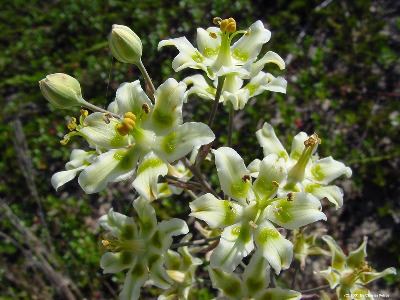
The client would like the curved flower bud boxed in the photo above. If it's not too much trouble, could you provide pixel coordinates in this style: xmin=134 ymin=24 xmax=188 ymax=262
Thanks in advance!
xmin=39 ymin=73 xmax=84 ymax=109
xmin=109 ymin=24 xmax=142 ymax=65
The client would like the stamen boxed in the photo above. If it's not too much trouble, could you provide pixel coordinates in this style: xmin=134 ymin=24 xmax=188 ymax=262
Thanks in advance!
xmin=116 ymin=111 xmax=137 ymax=136
xmin=249 ymin=220 xmax=258 ymax=229
xmin=287 ymin=192 xmax=295 ymax=201
xmin=304 ymin=133 xmax=321 ymax=147
xmin=103 ymin=113 xmax=111 ymax=124
xmin=67 ymin=117 xmax=77 ymax=131
xmin=213 ymin=17 xmax=222 ymax=25
xmin=272 ymin=180 xmax=279 ymax=188
xmin=242 ymin=175 xmax=251 ymax=182
xmin=209 ymin=32 xmax=217 ymax=39
xmin=219 ymin=17 xmax=237 ymax=33
xmin=80 ymin=109 xmax=89 ymax=118
xmin=142 ymin=103 xmax=150 ymax=114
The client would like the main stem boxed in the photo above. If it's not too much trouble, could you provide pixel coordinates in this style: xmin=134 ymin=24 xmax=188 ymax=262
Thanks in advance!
xmin=227 ymin=104 xmax=234 ymax=147
xmin=194 ymin=76 xmax=226 ymax=167
xmin=208 ymin=76 xmax=226 ymax=126
xmin=138 ymin=59 xmax=156 ymax=101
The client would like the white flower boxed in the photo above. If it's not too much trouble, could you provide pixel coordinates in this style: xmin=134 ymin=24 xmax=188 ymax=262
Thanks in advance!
xmin=100 ymin=197 xmax=189 ymax=300
xmin=209 ymin=250 xmax=301 ymax=300
xmin=158 ymin=18 xmax=285 ymax=80
xmin=183 ymin=71 xmax=286 ymax=110
xmin=253 ymin=122 xmax=352 ymax=208
xmin=189 ymin=147 xmax=326 ymax=273
xmin=158 ymin=238 xmax=202 ymax=300
xmin=317 ymin=236 xmax=396 ymax=299
xmin=53 ymin=78 xmax=214 ymax=201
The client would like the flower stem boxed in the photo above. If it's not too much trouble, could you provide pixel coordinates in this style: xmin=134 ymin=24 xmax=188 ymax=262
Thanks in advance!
xmin=301 ymin=284 xmax=330 ymax=293
xmin=80 ymin=99 xmax=121 ymax=119
xmin=171 ymin=236 xmax=220 ymax=249
xmin=208 ymin=76 xmax=225 ymax=126
xmin=138 ymin=59 xmax=156 ymax=101
xmin=227 ymin=104 xmax=234 ymax=147
xmin=194 ymin=76 xmax=226 ymax=168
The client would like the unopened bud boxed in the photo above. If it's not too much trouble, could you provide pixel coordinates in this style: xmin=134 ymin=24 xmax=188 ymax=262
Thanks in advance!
xmin=109 ymin=24 xmax=142 ymax=65
xmin=39 ymin=73 xmax=83 ymax=109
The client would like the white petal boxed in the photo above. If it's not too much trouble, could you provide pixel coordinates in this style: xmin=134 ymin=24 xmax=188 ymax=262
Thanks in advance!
xmin=222 ymin=89 xmax=250 ymax=110
xmin=256 ymin=122 xmax=288 ymax=159
xmin=157 ymin=218 xmax=189 ymax=251
xmin=196 ymin=27 xmax=221 ymax=58
xmin=213 ymin=147 xmax=251 ymax=203
xmin=189 ymin=193 xmax=243 ymax=228
xmin=51 ymin=167 xmax=85 ymax=191
xmin=244 ymin=72 xmax=286 ymax=97
xmin=254 ymin=220 xmax=293 ymax=274
xmin=308 ymin=156 xmax=352 ymax=184
xmin=253 ymin=154 xmax=287 ymax=201
xmin=209 ymin=267 xmax=244 ymax=299
xmin=210 ymin=223 xmax=254 ymax=272
xmin=266 ymin=192 xmax=327 ymax=230
xmin=243 ymin=250 xmax=270 ymax=297
xmin=289 ymin=132 xmax=308 ymax=160
xmin=305 ymin=183 xmax=344 ymax=209
xmin=149 ymin=78 xmax=186 ymax=134
xmin=183 ymin=74 xmax=215 ymax=102
xmin=108 ymin=80 xmax=152 ymax=116
xmin=79 ymin=112 xmax=129 ymax=149
xmin=250 ymin=51 xmax=286 ymax=77
xmin=100 ymin=252 xmax=133 ymax=274
xmin=133 ymin=197 xmax=158 ymax=238
xmin=66 ymin=149 xmax=95 ymax=169
xmin=149 ymin=258 xmax=173 ymax=289
xmin=316 ymin=267 xmax=340 ymax=288
xmin=119 ymin=264 xmax=148 ymax=300
xmin=155 ymin=122 xmax=214 ymax=162
xmin=158 ymin=37 xmax=208 ymax=73
xmin=321 ymin=235 xmax=346 ymax=271
xmin=248 ymin=159 xmax=261 ymax=178
xmin=132 ymin=152 xmax=168 ymax=201
xmin=78 ymin=148 xmax=139 ymax=194
xmin=231 ymin=21 xmax=271 ymax=64
xmin=257 ymin=288 xmax=301 ymax=300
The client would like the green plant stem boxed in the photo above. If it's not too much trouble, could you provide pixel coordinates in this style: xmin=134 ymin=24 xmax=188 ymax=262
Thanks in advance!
xmin=208 ymin=76 xmax=225 ymax=126
xmin=138 ymin=59 xmax=156 ymax=101
xmin=194 ymin=76 xmax=226 ymax=168
xmin=80 ymin=99 xmax=121 ymax=119
xmin=228 ymin=104 xmax=234 ymax=147
xmin=182 ymin=158 xmax=218 ymax=197
xmin=301 ymin=284 xmax=330 ymax=293
xmin=171 ymin=236 xmax=220 ymax=249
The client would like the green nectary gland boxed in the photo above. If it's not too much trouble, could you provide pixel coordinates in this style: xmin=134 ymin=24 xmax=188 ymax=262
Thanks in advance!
xmin=137 ymin=157 xmax=164 ymax=174
xmin=311 ymin=164 xmax=325 ymax=181
xmin=257 ymin=228 xmax=280 ymax=243
xmin=162 ymin=131 xmax=177 ymax=154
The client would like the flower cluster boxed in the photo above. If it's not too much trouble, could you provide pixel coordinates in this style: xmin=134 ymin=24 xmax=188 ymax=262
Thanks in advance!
xmin=40 ymin=17 xmax=396 ymax=300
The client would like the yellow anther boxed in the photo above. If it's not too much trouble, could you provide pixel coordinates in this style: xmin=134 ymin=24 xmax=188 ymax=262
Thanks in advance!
xmin=116 ymin=123 xmax=130 ymax=136
xmin=220 ymin=17 xmax=236 ymax=33
xmin=242 ymin=175 xmax=251 ymax=182
xmin=213 ymin=17 xmax=222 ymax=25
xmin=142 ymin=103 xmax=150 ymax=114
xmin=209 ymin=32 xmax=217 ymax=39
xmin=60 ymin=138 xmax=69 ymax=145
xmin=123 ymin=118 xmax=136 ymax=129
xmin=124 ymin=112 xmax=136 ymax=121
xmin=80 ymin=109 xmax=89 ymax=117
xmin=102 ymin=239 xmax=110 ymax=247
xmin=67 ymin=117 xmax=77 ymax=131
xmin=272 ymin=180 xmax=279 ymax=187
xmin=287 ymin=192 xmax=295 ymax=201
xmin=304 ymin=133 xmax=321 ymax=148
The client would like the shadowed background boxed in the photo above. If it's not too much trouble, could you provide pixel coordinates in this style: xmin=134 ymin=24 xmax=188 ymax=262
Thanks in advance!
xmin=0 ymin=0 xmax=399 ymax=299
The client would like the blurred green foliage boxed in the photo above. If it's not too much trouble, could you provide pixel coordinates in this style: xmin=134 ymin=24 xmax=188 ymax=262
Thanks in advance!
xmin=0 ymin=0 xmax=399 ymax=298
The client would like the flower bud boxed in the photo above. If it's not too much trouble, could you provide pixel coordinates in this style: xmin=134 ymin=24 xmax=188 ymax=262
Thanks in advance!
xmin=39 ymin=73 xmax=83 ymax=109
xmin=109 ymin=24 xmax=142 ymax=65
